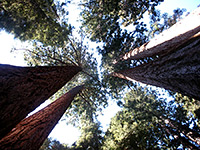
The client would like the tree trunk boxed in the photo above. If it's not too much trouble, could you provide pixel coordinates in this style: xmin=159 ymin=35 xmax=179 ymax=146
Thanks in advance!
xmin=0 ymin=85 xmax=84 ymax=150
xmin=0 ymin=64 xmax=81 ymax=139
xmin=116 ymin=7 xmax=200 ymax=62
xmin=112 ymin=33 xmax=200 ymax=99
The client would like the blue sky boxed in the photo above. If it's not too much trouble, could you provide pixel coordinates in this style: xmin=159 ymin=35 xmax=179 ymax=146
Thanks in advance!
xmin=0 ymin=0 xmax=199 ymax=145
xmin=158 ymin=0 xmax=200 ymax=14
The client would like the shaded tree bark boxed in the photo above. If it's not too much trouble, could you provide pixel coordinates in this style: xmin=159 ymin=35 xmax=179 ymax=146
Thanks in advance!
xmin=0 ymin=64 xmax=81 ymax=139
xmin=112 ymin=33 xmax=200 ymax=99
xmin=0 ymin=85 xmax=84 ymax=150
xmin=116 ymin=7 xmax=200 ymax=62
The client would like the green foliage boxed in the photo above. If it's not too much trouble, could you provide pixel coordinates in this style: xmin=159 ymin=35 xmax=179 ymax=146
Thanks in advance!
xmin=8 ymin=1 xmax=200 ymax=149
xmin=81 ymin=0 xmax=164 ymax=42
xmin=102 ymin=86 xmax=200 ymax=149
xmin=0 ymin=0 xmax=71 ymax=46
xmin=94 ymin=7 xmax=188 ymax=101
xmin=149 ymin=8 xmax=187 ymax=38
xmin=102 ymin=87 xmax=166 ymax=149
xmin=80 ymin=1 xmax=167 ymax=100
xmin=174 ymin=93 xmax=200 ymax=123
xmin=21 ymin=32 xmax=108 ymax=127
xmin=71 ymin=117 xmax=102 ymax=150
xmin=40 ymin=138 xmax=69 ymax=150
xmin=97 ymin=23 xmax=149 ymax=100
xmin=99 ymin=24 xmax=148 ymax=72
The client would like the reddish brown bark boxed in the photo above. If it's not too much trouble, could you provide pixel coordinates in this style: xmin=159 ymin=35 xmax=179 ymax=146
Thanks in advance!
xmin=0 ymin=85 xmax=84 ymax=150
xmin=112 ymin=33 xmax=200 ymax=99
xmin=0 ymin=64 xmax=81 ymax=139
xmin=116 ymin=7 xmax=200 ymax=62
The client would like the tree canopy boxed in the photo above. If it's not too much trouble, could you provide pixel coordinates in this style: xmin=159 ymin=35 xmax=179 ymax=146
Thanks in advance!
xmin=0 ymin=0 xmax=72 ymax=46
xmin=1 ymin=0 xmax=200 ymax=149
xmin=102 ymin=86 xmax=200 ymax=149
xmin=81 ymin=0 xmax=164 ymax=42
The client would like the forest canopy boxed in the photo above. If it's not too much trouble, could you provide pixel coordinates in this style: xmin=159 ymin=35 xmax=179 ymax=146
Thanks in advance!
xmin=0 ymin=0 xmax=200 ymax=149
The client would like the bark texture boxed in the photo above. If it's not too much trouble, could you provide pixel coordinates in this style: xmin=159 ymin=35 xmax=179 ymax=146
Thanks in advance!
xmin=0 ymin=85 xmax=84 ymax=150
xmin=117 ymin=7 xmax=200 ymax=62
xmin=113 ymin=33 xmax=200 ymax=99
xmin=0 ymin=64 xmax=81 ymax=139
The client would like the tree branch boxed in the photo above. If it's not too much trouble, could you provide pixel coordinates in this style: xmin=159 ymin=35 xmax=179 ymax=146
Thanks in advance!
xmin=13 ymin=48 xmax=79 ymax=67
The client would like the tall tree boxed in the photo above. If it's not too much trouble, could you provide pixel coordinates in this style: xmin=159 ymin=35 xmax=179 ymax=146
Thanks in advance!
xmin=112 ymin=7 xmax=200 ymax=99
xmin=102 ymin=87 xmax=200 ymax=149
xmin=0 ymin=85 xmax=84 ymax=150
xmin=0 ymin=0 xmax=71 ymax=46
xmin=98 ymin=25 xmax=148 ymax=100
xmin=80 ymin=0 xmax=166 ymax=100
xmin=81 ymin=2 xmax=200 ymax=101
xmin=117 ymin=7 xmax=200 ymax=62
xmin=21 ymin=32 xmax=108 ymax=123
xmin=0 ymin=64 xmax=81 ymax=139
xmin=112 ymin=26 xmax=200 ymax=100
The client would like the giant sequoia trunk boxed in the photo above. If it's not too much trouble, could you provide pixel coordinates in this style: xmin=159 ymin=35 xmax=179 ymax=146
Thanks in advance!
xmin=0 ymin=85 xmax=84 ymax=150
xmin=116 ymin=7 xmax=200 ymax=62
xmin=112 ymin=33 xmax=200 ymax=99
xmin=0 ymin=64 xmax=81 ymax=139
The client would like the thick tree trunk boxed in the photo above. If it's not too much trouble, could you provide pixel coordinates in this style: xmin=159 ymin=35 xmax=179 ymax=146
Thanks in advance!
xmin=116 ymin=7 xmax=200 ymax=62
xmin=112 ymin=33 xmax=200 ymax=99
xmin=0 ymin=64 xmax=81 ymax=139
xmin=0 ymin=85 xmax=84 ymax=150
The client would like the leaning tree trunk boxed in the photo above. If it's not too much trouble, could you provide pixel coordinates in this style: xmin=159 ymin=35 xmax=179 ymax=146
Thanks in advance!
xmin=0 ymin=85 xmax=84 ymax=150
xmin=112 ymin=33 xmax=200 ymax=100
xmin=0 ymin=64 xmax=81 ymax=139
xmin=116 ymin=7 xmax=200 ymax=62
